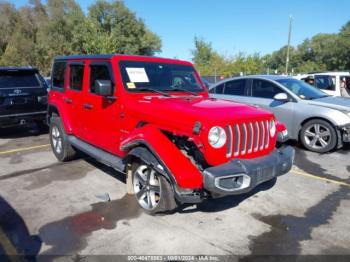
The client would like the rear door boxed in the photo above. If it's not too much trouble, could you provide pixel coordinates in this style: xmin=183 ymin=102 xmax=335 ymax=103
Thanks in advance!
xmin=0 ymin=69 xmax=47 ymax=116
xmin=210 ymin=79 xmax=251 ymax=104
xmin=65 ymin=62 xmax=86 ymax=136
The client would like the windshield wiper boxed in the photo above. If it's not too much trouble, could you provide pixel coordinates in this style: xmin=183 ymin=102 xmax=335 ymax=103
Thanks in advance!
xmin=138 ymin=87 xmax=170 ymax=97
xmin=165 ymin=87 xmax=200 ymax=96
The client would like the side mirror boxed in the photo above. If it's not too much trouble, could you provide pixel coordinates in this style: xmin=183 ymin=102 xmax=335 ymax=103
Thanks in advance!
xmin=95 ymin=80 xmax=113 ymax=97
xmin=274 ymin=93 xmax=288 ymax=101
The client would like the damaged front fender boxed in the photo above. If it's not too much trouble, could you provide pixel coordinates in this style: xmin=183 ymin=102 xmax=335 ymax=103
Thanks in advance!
xmin=120 ymin=125 xmax=203 ymax=189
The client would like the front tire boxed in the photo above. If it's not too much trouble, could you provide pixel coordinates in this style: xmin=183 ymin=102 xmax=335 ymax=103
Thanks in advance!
xmin=50 ymin=116 xmax=77 ymax=161
xmin=131 ymin=161 xmax=178 ymax=214
xmin=300 ymin=119 xmax=337 ymax=153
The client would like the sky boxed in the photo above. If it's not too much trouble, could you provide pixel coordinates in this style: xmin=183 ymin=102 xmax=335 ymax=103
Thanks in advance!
xmin=12 ymin=0 xmax=350 ymax=61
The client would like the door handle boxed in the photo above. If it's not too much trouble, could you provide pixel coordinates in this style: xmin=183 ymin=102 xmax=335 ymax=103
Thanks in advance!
xmin=64 ymin=98 xmax=73 ymax=104
xmin=83 ymin=103 xmax=93 ymax=110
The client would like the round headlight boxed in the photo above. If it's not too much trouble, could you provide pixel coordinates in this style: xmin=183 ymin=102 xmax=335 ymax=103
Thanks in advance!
xmin=208 ymin=126 xmax=227 ymax=148
xmin=270 ymin=120 xmax=276 ymax=137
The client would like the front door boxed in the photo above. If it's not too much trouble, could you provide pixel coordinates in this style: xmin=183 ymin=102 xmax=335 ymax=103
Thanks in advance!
xmin=79 ymin=61 xmax=121 ymax=154
xmin=250 ymin=79 xmax=295 ymax=136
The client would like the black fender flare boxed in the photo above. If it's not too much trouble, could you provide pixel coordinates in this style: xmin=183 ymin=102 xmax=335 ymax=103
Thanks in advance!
xmin=124 ymin=146 xmax=175 ymax=185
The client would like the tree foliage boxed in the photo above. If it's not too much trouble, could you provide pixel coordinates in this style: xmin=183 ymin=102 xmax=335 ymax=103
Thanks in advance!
xmin=0 ymin=0 xmax=161 ymax=75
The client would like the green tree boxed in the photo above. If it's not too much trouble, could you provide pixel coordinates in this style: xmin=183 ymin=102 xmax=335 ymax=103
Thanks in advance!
xmin=0 ymin=0 xmax=162 ymax=75
xmin=79 ymin=0 xmax=161 ymax=55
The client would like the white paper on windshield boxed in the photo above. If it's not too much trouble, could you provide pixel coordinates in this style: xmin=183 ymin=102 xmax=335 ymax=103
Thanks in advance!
xmin=126 ymin=68 xmax=149 ymax=83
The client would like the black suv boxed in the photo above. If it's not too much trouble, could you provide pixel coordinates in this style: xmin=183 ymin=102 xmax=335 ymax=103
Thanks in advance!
xmin=0 ymin=67 xmax=48 ymax=129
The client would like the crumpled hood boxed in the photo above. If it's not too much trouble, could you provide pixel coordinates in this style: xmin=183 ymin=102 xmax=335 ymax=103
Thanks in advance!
xmin=308 ymin=96 xmax=350 ymax=112
xmin=127 ymin=96 xmax=273 ymax=128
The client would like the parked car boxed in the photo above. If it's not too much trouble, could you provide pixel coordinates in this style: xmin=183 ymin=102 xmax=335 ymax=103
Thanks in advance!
xmin=0 ymin=67 xmax=48 ymax=129
xmin=209 ymin=75 xmax=350 ymax=153
xmin=295 ymin=72 xmax=350 ymax=97
xmin=47 ymin=55 xmax=294 ymax=214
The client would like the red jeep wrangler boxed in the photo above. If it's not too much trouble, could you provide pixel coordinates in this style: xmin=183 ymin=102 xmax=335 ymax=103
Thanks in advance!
xmin=48 ymin=55 xmax=294 ymax=214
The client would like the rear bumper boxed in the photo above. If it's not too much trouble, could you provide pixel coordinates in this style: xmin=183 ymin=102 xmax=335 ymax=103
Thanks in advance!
xmin=203 ymin=146 xmax=295 ymax=197
xmin=0 ymin=111 xmax=47 ymax=127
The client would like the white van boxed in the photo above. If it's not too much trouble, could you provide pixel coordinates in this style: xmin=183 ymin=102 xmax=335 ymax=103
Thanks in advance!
xmin=295 ymin=72 xmax=350 ymax=97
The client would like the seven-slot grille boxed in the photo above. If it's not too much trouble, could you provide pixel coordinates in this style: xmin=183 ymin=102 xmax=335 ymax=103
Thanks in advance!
xmin=225 ymin=119 xmax=272 ymax=158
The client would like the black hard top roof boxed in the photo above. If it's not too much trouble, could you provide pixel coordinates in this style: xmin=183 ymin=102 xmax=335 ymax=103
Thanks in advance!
xmin=54 ymin=54 xmax=114 ymax=60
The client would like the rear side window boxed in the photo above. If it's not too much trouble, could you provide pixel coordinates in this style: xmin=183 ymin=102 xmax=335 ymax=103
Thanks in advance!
xmin=52 ymin=62 xmax=67 ymax=90
xmin=90 ymin=65 xmax=112 ymax=93
xmin=0 ymin=71 xmax=40 ymax=88
xmin=69 ymin=64 xmax=84 ymax=91
xmin=252 ymin=79 xmax=281 ymax=99
xmin=209 ymin=83 xmax=224 ymax=94
xmin=224 ymin=80 xmax=247 ymax=96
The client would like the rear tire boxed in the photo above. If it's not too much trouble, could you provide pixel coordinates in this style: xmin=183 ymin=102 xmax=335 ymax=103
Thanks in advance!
xmin=300 ymin=119 xmax=337 ymax=153
xmin=50 ymin=116 xmax=76 ymax=161
xmin=131 ymin=161 xmax=178 ymax=215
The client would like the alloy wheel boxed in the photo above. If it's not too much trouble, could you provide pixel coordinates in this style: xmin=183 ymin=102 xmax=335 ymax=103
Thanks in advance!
xmin=51 ymin=126 xmax=63 ymax=154
xmin=304 ymin=123 xmax=331 ymax=150
xmin=133 ymin=165 xmax=161 ymax=210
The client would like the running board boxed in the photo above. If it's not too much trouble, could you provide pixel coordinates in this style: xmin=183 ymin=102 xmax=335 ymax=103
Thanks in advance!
xmin=67 ymin=136 xmax=125 ymax=172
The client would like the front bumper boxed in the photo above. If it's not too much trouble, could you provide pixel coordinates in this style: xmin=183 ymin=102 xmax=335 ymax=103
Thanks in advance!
xmin=340 ymin=125 xmax=350 ymax=143
xmin=203 ymin=146 xmax=295 ymax=196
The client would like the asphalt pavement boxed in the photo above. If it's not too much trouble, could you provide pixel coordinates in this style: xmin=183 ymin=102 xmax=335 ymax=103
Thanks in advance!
xmin=0 ymin=125 xmax=349 ymax=260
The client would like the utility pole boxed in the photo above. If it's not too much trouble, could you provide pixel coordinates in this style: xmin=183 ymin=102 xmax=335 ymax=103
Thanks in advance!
xmin=285 ymin=15 xmax=293 ymax=75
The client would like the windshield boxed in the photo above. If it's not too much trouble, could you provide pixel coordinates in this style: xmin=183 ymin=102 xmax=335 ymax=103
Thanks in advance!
xmin=0 ymin=71 xmax=40 ymax=88
xmin=119 ymin=61 xmax=204 ymax=93
xmin=276 ymin=78 xmax=328 ymax=100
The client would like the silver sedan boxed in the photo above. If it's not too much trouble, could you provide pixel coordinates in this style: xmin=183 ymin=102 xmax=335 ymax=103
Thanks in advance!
xmin=209 ymin=75 xmax=350 ymax=153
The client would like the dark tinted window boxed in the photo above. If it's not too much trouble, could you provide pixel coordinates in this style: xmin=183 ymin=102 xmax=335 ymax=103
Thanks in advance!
xmin=209 ymin=83 xmax=224 ymax=94
xmin=69 ymin=64 xmax=84 ymax=91
xmin=224 ymin=80 xmax=246 ymax=96
xmin=252 ymin=79 xmax=281 ymax=99
xmin=90 ymin=65 xmax=112 ymax=93
xmin=315 ymin=75 xmax=335 ymax=90
xmin=52 ymin=62 xmax=66 ymax=89
xmin=119 ymin=61 xmax=203 ymax=92
xmin=0 ymin=71 xmax=40 ymax=88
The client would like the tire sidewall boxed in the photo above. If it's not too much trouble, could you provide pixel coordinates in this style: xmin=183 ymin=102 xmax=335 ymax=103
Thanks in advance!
xmin=300 ymin=119 xmax=337 ymax=153
xmin=131 ymin=161 xmax=177 ymax=215
xmin=50 ymin=117 xmax=68 ymax=161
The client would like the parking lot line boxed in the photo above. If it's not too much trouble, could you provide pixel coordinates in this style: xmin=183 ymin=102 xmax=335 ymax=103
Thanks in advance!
xmin=0 ymin=227 xmax=18 ymax=258
xmin=0 ymin=144 xmax=50 ymax=155
xmin=292 ymin=169 xmax=350 ymax=188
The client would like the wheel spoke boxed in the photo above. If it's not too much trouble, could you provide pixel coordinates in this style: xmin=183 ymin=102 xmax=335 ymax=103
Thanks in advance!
xmin=135 ymin=171 xmax=147 ymax=186
xmin=147 ymin=191 xmax=153 ymax=209
xmin=136 ymin=187 xmax=147 ymax=200
xmin=310 ymin=137 xmax=317 ymax=147
xmin=146 ymin=169 xmax=151 ymax=183
xmin=305 ymin=130 xmax=315 ymax=137
xmin=320 ymin=130 xmax=330 ymax=138
xmin=315 ymin=124 xmax=320 ymax=134
xmin=319 ymin=138 xmax=328 ymax=147
xmin=149 ymin=185 xmax=160 ymax=194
